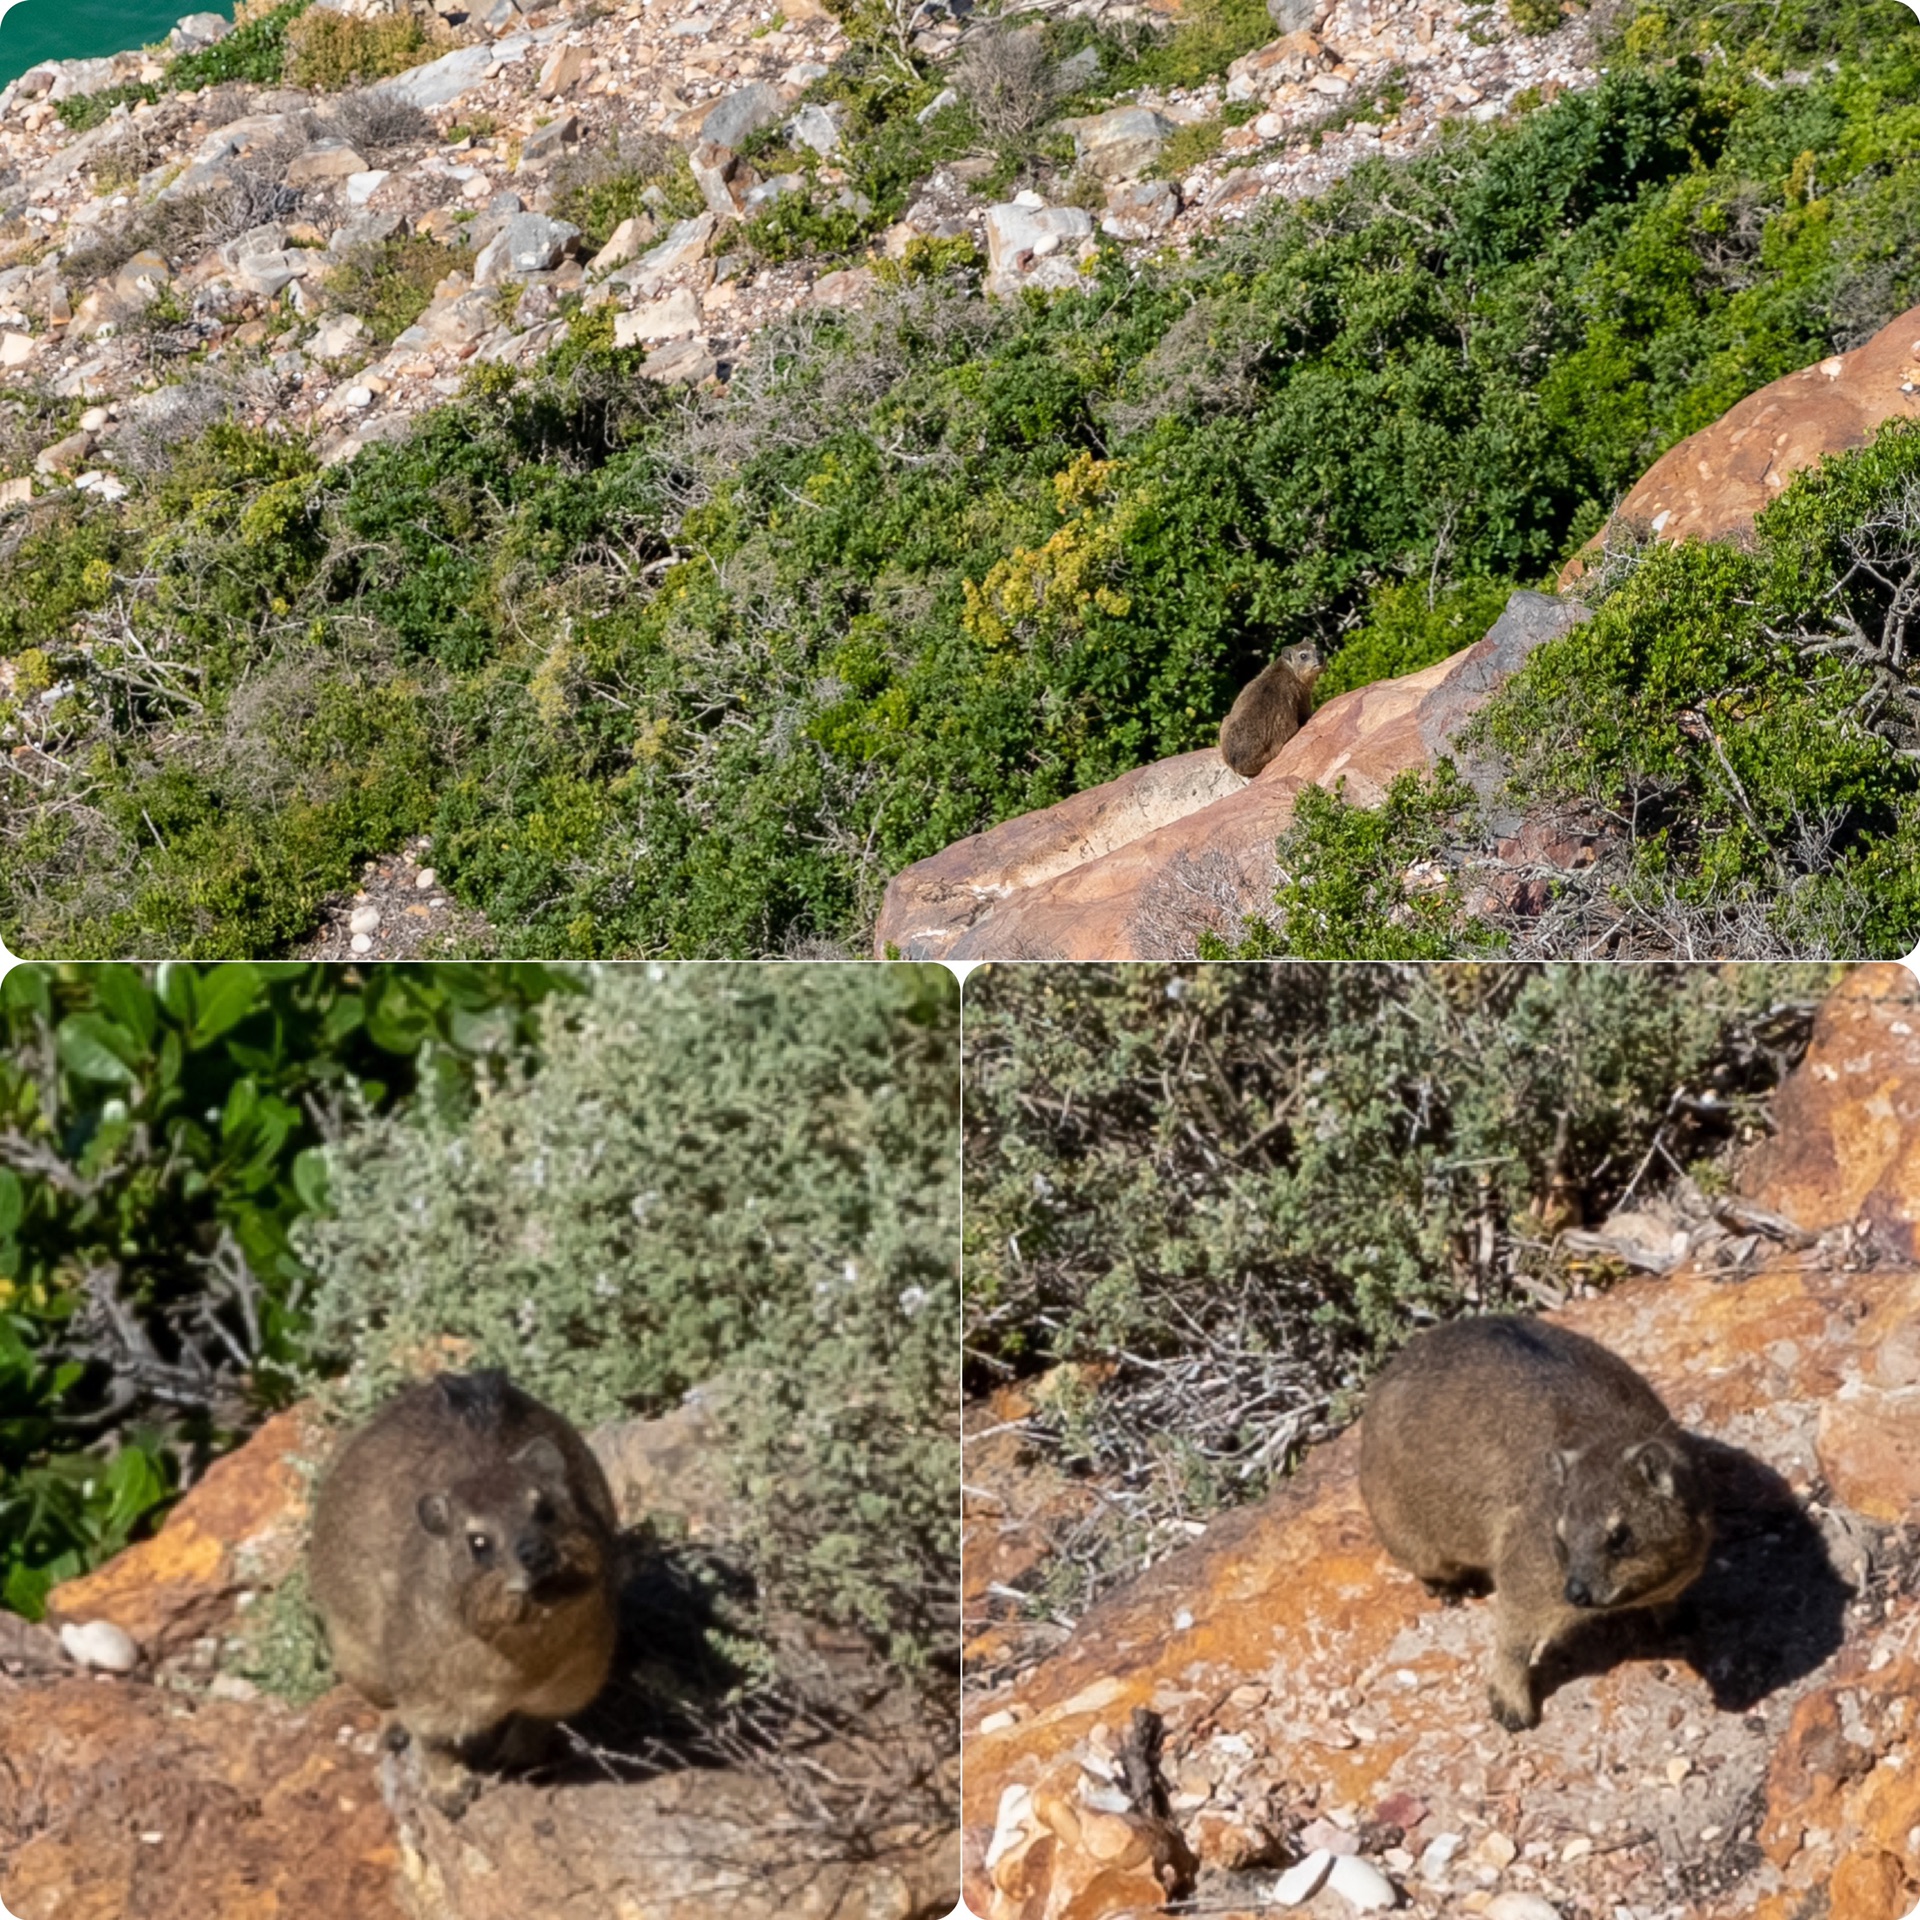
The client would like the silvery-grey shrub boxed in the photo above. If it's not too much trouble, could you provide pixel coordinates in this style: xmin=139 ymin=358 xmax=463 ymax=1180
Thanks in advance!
xmin=295 ymin=962 xmax=959 ymax=1681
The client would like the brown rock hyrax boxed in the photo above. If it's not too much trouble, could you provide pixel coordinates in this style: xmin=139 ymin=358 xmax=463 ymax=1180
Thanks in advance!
xmin=309 ymin=1370 xmax=620 ymax=1805
xmin=1218 ymin=645 xmax=1321 ymax=778
xmin=1358 ymin=1316 xmax=1710 ymax=1732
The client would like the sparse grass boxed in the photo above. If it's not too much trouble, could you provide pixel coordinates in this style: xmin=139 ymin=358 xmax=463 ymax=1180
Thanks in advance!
xmin=283 ymin=9 xmax=436 ymax=91
xmin=550 ymin=134 xmax=705 ymax=248
xmin=322 ymin=234 xmax=450 ymax=346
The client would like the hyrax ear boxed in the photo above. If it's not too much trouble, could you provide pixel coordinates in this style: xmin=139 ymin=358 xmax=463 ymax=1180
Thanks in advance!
xmin=1628 ymin=1438 xmax=1680 ymax=1498
xmin=416 ymin=1492 xmax=453 ymax=1536
xmin=512 ymin=1435 xmax=567 ymax=1486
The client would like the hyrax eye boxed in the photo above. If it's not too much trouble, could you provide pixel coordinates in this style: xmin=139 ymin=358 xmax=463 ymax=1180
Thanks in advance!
xmin=468 ymin=1532 xmax=494 ymax=1560
xmin=531 ymin=1495 xmax=555 ymax=1525
xmin=1605 ymin=1523 xmax=1634 ymax=1555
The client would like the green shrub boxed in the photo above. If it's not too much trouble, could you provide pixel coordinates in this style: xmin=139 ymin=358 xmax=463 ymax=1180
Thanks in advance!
xmin=0 ymin=962 xmax=578 ymax=1617
xmin=1312 ymin=576 xmax=1518 ymax=702
xmin=282 ymin=8 xmax=433 ymax=90
xmin=323 ymin=234 xmax=450 ymax=346
xmin=963 ymin=961 xmax=1831 ymax=1595
xmin=294 ymin=963 xmax=960 ymax=1686
xmin=57 ymin=83 xmax=160 ymax=132
xmin=550 ymin=134 xmax=705 ymax=246
xmin=1204 ymin=765 xmax=1502 ymax=958
xmin=168 ymin=0 xmax=311 ymax=88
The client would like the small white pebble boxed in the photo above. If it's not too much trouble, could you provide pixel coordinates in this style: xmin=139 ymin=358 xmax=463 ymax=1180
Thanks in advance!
xmin=348 ymin=904 xmax=381 ymax=935
xmin=414 ymin=867 xmax=437 ymax=890
xmin=1326 ymin=1853 xmax=1399 ymax=1911
xmin=60 ymin=1619 xmax=139 ymax=1673
xmin=1488 ymin=1895 xmax=1563 ymax=1920
xmin=1272 ymin=1850 xmax=1334 ymax=1906
xmin=350 ymin=932 xmax=373 ymax=954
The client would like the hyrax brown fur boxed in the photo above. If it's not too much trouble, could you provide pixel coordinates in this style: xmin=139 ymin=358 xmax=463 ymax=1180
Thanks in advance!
xmin=1218 ymin=646 xmax=1321 ymax=778
xmin=1358 ymin=1316 xmax=1710 ymax=1731
xmin=309 ymin=1370 xmax=620 ymax=1805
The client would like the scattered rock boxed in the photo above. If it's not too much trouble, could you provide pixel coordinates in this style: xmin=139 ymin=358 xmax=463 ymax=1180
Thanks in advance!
xmin=1103 ymin=177 xmax=1180 ymax=240
xmin=640 ymin=338 xmax=716 ymax=384
xmin=811 ymin=265 xmax=875 ymax=308
xmin=537 ymin=44 xmax=591 ymax=96
xmin=788 ymin=101 xmax=845 ymax=155
xmin=1326 ymin=1854 xmax=1399 ymax=1910
xmin=1486 ymin=1897 xmax=1562 ymax=1920
xmin=615 ymin=288 xmax=703 ymax=345
xmin=983 ymin=201 xmax=1095 ymax=296
xmin=689 ymin=138 xmax=753 ymax=218
xmin=1274 ymin=1850 xmax=1336 ymax=1904
xmin=285 ymin=139 xmax=368 ymax=185
xmin=57 ymin=1620 xmax=140 ymax=1674
xmin=698 ymin=80 xmax=786 ymax=151
xmin=46 ymin=1408 xmax=312 ymax=1655
xmin=170 ymin=12 xmax=232 ymax=49
xmin=1066 ymin=104 xmax=1177 ymax=180
xmin=587 ymin=213 xmax=658 ymax=272
xmin=472 ymin=211 xmax=581 ymax=283
xmin=518 ymin=110 xmax=582 ymax=169
xmin=34 ymin=429 xmax=92 ymax=475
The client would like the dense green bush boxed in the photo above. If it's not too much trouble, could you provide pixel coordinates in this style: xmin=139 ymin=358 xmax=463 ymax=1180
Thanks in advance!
xmin=0 ymin=962 xmax=577 ymax=1616
xmin=10 ymin=0 xmax=1920 ymax=956
xmin=294 ymin=963 xmax=961 ymax=1687
xmin=963 ymin=962 xmax=1829 ymax=1596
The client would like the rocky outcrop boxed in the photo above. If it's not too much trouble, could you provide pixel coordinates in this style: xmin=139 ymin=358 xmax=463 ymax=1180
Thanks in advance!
xmin=45 ymin=1406 xmax=313 ymax=1658
xmin=876 ymin=589 xmax=1585 ymax=959
xmin=1561 ymin=300 xmax=1920 ymax=583
xmin=1 ymin=1389 xmax=957 ymax=1920
xmin=962 ymin=963 xmax=1920 ymax=1920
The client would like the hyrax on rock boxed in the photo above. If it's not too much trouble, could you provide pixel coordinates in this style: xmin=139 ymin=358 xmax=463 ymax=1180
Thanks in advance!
xmin=1358 ymin=1316 xmax=1710 ymax=1732
xmin=309 ymin=1370 xmax=620 ymax=1808
xmin=1218 ymin=646 xmax=1322 ymax=778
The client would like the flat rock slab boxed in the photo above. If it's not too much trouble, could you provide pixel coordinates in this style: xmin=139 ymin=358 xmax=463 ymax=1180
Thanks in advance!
xmin=0 ymin=1679 xmax=402 ymax=1920
xmin=875 ymin=590 xmax=1585 ymax=960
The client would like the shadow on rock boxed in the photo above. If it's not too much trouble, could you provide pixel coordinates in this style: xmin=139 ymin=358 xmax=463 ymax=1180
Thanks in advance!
xmin=1538 ymin=1434 xmax=1852 ymax=1716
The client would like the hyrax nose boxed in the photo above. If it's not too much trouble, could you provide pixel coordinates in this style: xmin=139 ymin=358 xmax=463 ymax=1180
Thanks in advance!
xmin=1564 ymin=1574 xmax=1594 ymax=1608
xmin=516 ymin=1531 xmax=559 ymax=1579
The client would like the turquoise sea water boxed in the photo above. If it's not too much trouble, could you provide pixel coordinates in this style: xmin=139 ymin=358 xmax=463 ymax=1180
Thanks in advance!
xmin=0 ymin=0 xmax=228 ymax=89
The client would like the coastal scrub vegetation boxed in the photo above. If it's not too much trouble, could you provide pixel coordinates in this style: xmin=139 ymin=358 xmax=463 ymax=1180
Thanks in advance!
xmin=6 ymin=0 xmax=1920 ymax=955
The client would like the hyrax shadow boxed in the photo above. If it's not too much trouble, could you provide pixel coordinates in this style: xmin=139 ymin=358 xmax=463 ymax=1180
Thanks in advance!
xmin=1360 ymin=1317 xmax=1711 ymax=1731
xmin=1217 ymin=647 xmax=1321 ymax=779
xmin=309 ymin=1371 xmax=620 ymax=1811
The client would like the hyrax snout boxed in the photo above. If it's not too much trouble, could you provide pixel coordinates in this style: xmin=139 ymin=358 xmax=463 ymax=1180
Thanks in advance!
xmin=1218 ymin=646 xmax=1321 ymax=778
xmin=1358 ymin=1316 xmax=1710 ymax=1731
xmin=309 ymin=1370 xmax=620 ymax=1807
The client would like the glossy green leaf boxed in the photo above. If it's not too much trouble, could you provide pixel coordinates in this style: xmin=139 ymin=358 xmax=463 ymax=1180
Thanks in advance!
xmin=55 ymin=1014 xmax=138 ymax=1085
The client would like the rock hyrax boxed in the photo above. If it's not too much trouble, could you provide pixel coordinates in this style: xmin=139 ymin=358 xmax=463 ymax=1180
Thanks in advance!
xmin=1218 ymin=646 xmax=1322 ymax=778
xmin=1358 ymin=1316 xmax=1710 ymax=1731
xmin=309 ymin=1370 xmax=620 ymax=1804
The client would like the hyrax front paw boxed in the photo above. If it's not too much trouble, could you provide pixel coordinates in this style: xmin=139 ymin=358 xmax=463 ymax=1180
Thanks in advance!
xmin=416 ymin=1742 xmax=482 ymax=1819
xmin=1487 ymin=1680 xmax=1540 ymax=1732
